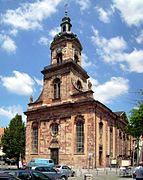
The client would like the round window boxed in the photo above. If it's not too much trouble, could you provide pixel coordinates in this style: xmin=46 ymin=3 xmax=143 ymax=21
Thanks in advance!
xmin=51 ymin=123 xmax=59 ymax=136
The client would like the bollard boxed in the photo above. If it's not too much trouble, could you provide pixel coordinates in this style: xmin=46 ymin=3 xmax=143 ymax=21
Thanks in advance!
xmin=84 ymin=174 xmax=93 ymax=180
xmin=96 ymin=169 xmax=99 ymax=175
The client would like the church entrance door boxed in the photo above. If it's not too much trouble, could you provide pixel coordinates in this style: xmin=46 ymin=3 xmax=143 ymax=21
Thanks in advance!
xmin=50 ymin=148 xmax=59 ymax=165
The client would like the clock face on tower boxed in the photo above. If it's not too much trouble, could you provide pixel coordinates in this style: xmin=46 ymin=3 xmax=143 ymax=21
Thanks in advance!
xmin=56 ymin=47 xmax=62 ymax=54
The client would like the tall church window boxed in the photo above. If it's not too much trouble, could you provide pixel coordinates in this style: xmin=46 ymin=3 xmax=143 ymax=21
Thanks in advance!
xmin=74 ymin=54 xmax=78 ymax=63
xmin=54 ymin=78 xmax=61 ymax=99
xmin=99 ymin=121 xmax=103 ymax=166
xmin=74 ymin=50 xmax=78 ymax=63
xmin=99 ymin=122 xmax=103 ymax=144
xmin=110 ymin=127 xmax=113 ymax=157
xmin=31 ymin=122 xmax=38 ymax=153
xmin=75 ymin=117 xmax=84 ymax=153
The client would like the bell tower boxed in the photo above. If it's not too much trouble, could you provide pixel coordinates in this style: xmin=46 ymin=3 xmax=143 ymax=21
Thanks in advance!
xmin=28 ymin=11 xmax=93 ymax=108
xmin=50 ymin=11 xmax=82 ymax=66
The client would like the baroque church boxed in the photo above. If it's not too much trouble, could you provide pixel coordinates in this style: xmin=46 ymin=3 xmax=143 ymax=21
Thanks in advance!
xmin=25 ymin=12 xmax=133 ymax=168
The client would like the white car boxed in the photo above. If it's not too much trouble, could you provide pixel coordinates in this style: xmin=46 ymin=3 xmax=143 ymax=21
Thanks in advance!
xmin=54 ymin=165 xmax=75 ymax=177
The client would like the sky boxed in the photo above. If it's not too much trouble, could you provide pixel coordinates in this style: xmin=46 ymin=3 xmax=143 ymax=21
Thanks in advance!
xmin=0 ymin=0 xmax=143 ymax=127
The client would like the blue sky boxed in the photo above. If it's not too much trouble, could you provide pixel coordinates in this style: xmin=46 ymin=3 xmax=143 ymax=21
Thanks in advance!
xmin=0 ymin=0 xmax=143 ymax=127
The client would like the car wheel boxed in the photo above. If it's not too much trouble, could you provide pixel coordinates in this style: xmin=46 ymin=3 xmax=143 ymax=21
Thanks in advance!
xmin=60 ymin=176 xmax=67 ymax=180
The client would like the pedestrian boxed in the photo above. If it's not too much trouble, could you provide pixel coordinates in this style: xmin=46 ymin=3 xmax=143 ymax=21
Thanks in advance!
xmin=133 ymin=161 xmax=143 ymax=180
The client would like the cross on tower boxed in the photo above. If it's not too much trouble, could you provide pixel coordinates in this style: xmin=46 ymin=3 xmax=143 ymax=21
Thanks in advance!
xmin=65 ymin=4 xmax=68 ymax=16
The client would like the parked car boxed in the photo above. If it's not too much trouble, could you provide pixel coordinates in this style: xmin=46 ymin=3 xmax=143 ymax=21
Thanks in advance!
xmin=34 ymin=166 xmax=68 ymax=180
xmin=27 ymin=158 xmax=54 ymax=169
xmin=1 ymin=169 xmax=51 ymax=180
xmin=0 ymin=172 xmax=20 ymax=180
xmin=54 ymin=165 xmax=75 ymax=177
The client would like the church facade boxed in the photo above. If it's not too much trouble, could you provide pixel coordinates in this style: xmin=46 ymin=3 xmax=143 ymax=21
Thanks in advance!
xmin=25 ymin=14 xmax=133 ymax=168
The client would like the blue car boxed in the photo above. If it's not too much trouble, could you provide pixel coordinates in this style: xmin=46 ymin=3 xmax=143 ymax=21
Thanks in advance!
xmin=27 ymin=158 xmax=54 ymax=169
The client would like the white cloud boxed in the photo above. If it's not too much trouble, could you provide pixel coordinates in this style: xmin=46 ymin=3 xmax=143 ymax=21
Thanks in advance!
xmin=91 ymin=27 xmax=143 ymax=73
xmin=123 ymin=49 xmax=143 ymax=73
xmin=136 ymin=30 xmax=143 ymax=44
xmin=34 ymin=77 xmax=43 ymax=86
xmin=89 ymin=77 xmax=99 ymax=86
xmin=39 ymin=27 xmax=60 ymax=46
xmin=1 ymin=0 xmax=63 ymax=31
xmin=90 ymin=77 xmax=129 ymax=104
xmin=82 ymin=53 xmax=92 ymax=68
xmin=91 ymin=27 xmax=127 ymax=61
xmin=49 ymin=26 xmax=60 ymax=38
xmin=0 ymin=34 xmax=17 ymax=53
xmin=39 ymin=36 xmax=49 ymax=46
xmin=113 ymin=0 xmax=143 ymax=26
xmin=0 ymin=105 xmax=26 ymax=124
xmin=0 ymin=71 xmax=35 ymax=95
xmin=76 ymin=0 xmax=91 ymax=11
xmin=96 ymin=6 xmax=112 ymax=23
xmin=9 ymin=29 xmax=18 ymax=36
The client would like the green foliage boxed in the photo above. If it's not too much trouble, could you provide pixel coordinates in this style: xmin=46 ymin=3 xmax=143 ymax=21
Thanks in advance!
xmin=126 ymin=90 xmax=143 ymax=138
xmin=1 ymin=114 xmax=25 ymax=161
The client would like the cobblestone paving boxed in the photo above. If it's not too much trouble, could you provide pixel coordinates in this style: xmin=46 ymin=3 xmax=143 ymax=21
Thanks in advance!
xmin=0 ymin=165 xmax=134 ymax=180
xmin=69 ymin=168 xmax=133 ymax=180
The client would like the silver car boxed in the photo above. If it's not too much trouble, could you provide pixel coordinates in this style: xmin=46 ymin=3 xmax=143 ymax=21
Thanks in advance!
xmin=54 ymin=165 xmax=75 ymax=177
xmin=34 ymin=166 xmax=68 ymax=180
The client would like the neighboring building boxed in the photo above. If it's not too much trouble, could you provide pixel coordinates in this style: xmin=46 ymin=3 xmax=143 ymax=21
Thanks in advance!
xmin=0 ymin=128 xmax=5 ymax=157
xmin=138 ymin=135 xmax=143 ymax=163
xmin=25 ymin=13 xmax=133 ymax=168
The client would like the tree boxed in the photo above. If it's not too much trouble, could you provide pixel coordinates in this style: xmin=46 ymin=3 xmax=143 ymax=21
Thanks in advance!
xmin=126 ymin=90 xmax=143 ymax=164
xmin=126 ymin=90 xmax=143 ymax=137
xmin=1 ymin=114 xmax=25 ymax=168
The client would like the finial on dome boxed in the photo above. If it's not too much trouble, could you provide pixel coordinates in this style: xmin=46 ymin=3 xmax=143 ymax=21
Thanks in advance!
xmin=64 ymin=3 xmax=68 ymax=16
xmin=60 ymin=4 xmax=72 ymax=33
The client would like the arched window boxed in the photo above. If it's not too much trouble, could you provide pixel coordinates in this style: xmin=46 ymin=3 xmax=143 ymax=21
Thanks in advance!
xmin=77 ymin=80 xmax=82 ymax=90
xmin=74 ymin=54 xmax=78 ymax=63
xmin=68 ymin=25 xmax=70 ymax=31
xmin=32 ymin=122 xmax=38 ymax=153
xmin=76 ymin=118 xmax=84 ymax=153
xmin=57 ymin=53 xmax=62 ymax=64
xmin=110 ymin=127 xmax=113 ymax=157
xmin=63 ymin=25 xmax=66 ymax=32
xmin=54 ymin=78 xmax=61 ymax=99
xmin=99 ymin=122 xmax=103 ymax=144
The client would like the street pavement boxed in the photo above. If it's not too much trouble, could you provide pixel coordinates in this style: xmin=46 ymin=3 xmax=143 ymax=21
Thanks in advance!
xmin=69 ymin=168 xmax=133 ymax=180
xmin=0 ymin=164 xmax=134 ymax=180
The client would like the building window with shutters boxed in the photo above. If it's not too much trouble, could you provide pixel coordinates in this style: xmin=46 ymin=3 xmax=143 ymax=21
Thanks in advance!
xmin=54 ymin=78 xmax=61 ymax=99
xmin=31 ymin=122 xmax=38 ymax=154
